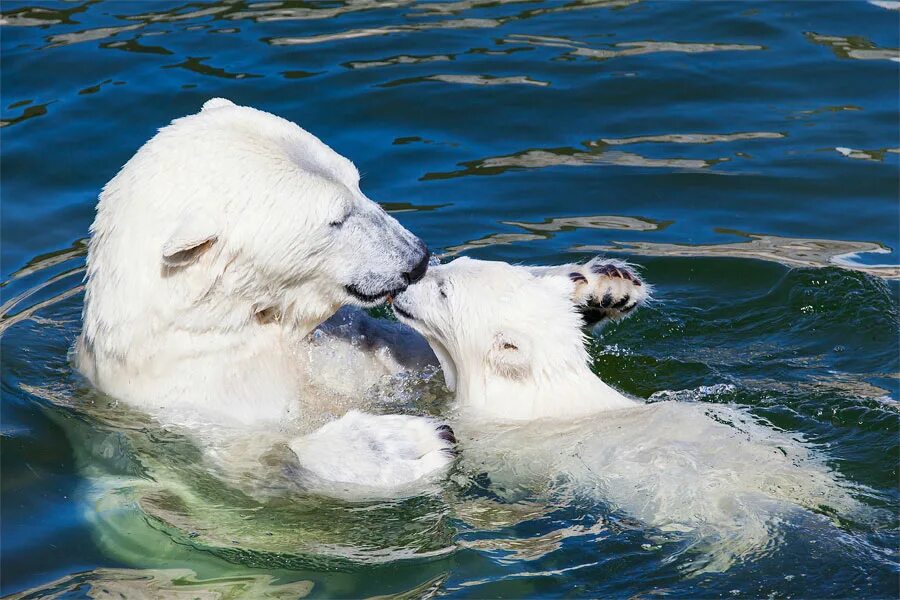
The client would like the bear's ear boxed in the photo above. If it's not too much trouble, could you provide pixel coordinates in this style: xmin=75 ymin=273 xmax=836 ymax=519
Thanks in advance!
xmin=202 ymin=97 xmax=235 ymax=111
xmin=162 ymin=212 xmax=219 ymax=268
xmin=487 ymin=332 xmax=532 ymax=380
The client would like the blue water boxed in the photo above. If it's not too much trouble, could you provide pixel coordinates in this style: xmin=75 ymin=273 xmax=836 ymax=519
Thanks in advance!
xmin=2 ymin=1 xmax=898 ymax=597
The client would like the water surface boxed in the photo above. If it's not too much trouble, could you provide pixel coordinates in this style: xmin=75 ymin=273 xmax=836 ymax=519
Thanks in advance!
xmin=2 ymin=1 xmax=898 ymax=597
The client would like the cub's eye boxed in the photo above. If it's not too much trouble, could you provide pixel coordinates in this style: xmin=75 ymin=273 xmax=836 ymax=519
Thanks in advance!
xmin=329 ymin=217 xmax=347 ymax=228
xmin=438 ymin=282 xmax=448 ymax=298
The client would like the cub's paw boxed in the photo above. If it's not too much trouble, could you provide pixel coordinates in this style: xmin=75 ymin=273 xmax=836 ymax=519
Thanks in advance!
xmin=289 ymin=410 xmax=456 ymax=491
xmin=568 ymin=257 xmax=650 ymax=325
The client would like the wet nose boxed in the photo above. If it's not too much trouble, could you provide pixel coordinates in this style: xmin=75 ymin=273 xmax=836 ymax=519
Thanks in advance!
xmin=404 ymin=246 xmax=430 ymax=285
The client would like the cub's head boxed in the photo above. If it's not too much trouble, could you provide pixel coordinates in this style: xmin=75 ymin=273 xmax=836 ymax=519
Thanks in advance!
xmin=391 ymin=256 xmax=649 ymax=392
xmin=84 ymin=98 xmax=429 ymax=347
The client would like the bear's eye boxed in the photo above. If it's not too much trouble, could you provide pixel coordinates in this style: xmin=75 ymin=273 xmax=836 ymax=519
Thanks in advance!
xmin=328 ymin=208 xmax=352 ymax=229
xmin=438 ymin=282 xmax=447 ymax=299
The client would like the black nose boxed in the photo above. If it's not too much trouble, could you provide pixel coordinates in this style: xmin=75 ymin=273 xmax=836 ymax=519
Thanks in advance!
xmin=404 ymin=247 xmax=430 ymax=285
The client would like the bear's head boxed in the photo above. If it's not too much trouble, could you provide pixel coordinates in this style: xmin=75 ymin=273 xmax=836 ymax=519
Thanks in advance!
xmin=82 ymin=98 xmax=429 ymax=358
xmin=392 ymin=256 xmax=648 ymax=412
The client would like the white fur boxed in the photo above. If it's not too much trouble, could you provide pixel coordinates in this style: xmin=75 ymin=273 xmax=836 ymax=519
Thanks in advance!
xmin=394 ymin=257 xmax=862 ymax=570
xmin=393 ymin=257 xmax=643 ymax=420
xmin=75 ymin=99 xmax=450 ymax=489
xmin=290 ymin=410 xmax=454 ymax=490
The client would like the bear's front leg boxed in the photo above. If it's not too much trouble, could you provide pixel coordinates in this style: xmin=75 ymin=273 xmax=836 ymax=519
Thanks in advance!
xmin=289 ymin=410 xmax=456 ymax=492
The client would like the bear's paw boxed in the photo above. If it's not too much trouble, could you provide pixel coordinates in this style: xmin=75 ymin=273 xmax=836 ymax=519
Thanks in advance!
xmin=570 ymin=258 xmax=651 ymax=325
xmin=289 ymin=411 xmax=456 ymax=490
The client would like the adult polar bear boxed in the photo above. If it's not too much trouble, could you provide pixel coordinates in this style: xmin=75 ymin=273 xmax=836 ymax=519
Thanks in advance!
xmin=75 ymin=98 xmax=453 ymax=488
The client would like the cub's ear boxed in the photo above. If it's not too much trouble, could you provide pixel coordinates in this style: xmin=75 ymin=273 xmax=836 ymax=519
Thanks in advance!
xmin=487 ymin=332 xmax=532 ymax=380
xmin=162 ymin=212 xmax=219 ymax=268
xmin=201 ymin=97 xmax=235 ymax=111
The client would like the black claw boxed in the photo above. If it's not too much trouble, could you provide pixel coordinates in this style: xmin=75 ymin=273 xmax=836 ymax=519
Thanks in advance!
xmin=594 ymin=263 xmax=632 ymax=280
xmin=436 ymin=424 xmax=457 ymax=444
xmin=569 ymin=272 xmax=587 ymax=283
xmin=612 ymin=294 xmax=630 ymax=309
xmin=578 ymin=307 xmax=608 ymax=325
xmin=592 ymin=263 xmax=612 ymax=275
xmin=591 ymin=262 xmax=642 ymax=286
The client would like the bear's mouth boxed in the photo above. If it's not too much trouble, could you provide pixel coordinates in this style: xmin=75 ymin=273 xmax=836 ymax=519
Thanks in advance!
xmin=391 ymin=303 xmax=417 ymax=321
xmin=345 ymin=284 xmax=404 ymax=304
xmin=426 ymin=336 xmax=458 ymax=393
xmin=390 ymin=300 xmax=458 ymax=393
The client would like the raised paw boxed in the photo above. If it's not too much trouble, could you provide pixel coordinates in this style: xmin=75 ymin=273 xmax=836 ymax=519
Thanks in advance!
xmin=568 ymin=257 xmax=650 ymax=325
xmin=289 ymin=410 xmax=456 ymax=491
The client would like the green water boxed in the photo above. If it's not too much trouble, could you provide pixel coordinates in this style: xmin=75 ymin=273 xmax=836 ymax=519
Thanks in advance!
xmin=2 ymin=1 xmax=898 ymax=598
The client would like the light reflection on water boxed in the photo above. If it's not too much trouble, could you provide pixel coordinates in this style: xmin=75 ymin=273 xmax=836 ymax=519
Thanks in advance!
xmin=577 ymin=231 xmax=900 ymax=279
xmin=1 ymin=0 xmax=898 ymax=597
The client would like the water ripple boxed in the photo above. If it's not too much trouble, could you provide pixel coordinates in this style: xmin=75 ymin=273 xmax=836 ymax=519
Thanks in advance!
xmin=599 ymin=132 xmax=785 ymax=145
xmin=381 ymin=73 xmax=550 ymax=88
xmin=0 ymin=2 xmax=91 ymax=27
xmin=163 ymin=56 xmax=262 ymax=80
xmin=344 ymin=53 xmax=455 ymax=70
xmin=101 ymin=36 xmax=174 ymax=56
xmin=577 ymin=232 xmax=899 ymax=279
xmin=422 ymin=129 xmax=792 ymax=179
xmin=422 ymin=146 xmax=728 ymax=180
xmin=835 ymin=147 xmax=900 ymax=162
xmin=805 ymin=33 xmax=900 ymax=62
xmin=122 ymin=5 xmax=232 ymax=23
xmin=443 ymin=215 xmax=663 ymax=255
xmin=10 ymin=568 xmax=315 ymax=598
xmin=226 ymin=1 xmax=415 ymax=23
xmin=267 ymin=18 xmax=500 ymax=46
xmin=504 ymin=34 xmax=764 ymax=60
xmin=0 ymin=101 xmax=51 ymax=128
xmin=45 ymin=23 xmax=144 ymax=48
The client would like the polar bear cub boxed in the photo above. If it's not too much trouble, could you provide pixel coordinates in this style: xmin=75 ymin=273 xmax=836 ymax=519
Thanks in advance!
xmin=392 ymin=256 xmax=861 ymax=569
xmin=392 ymin=256 xmax=650 ymax=420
